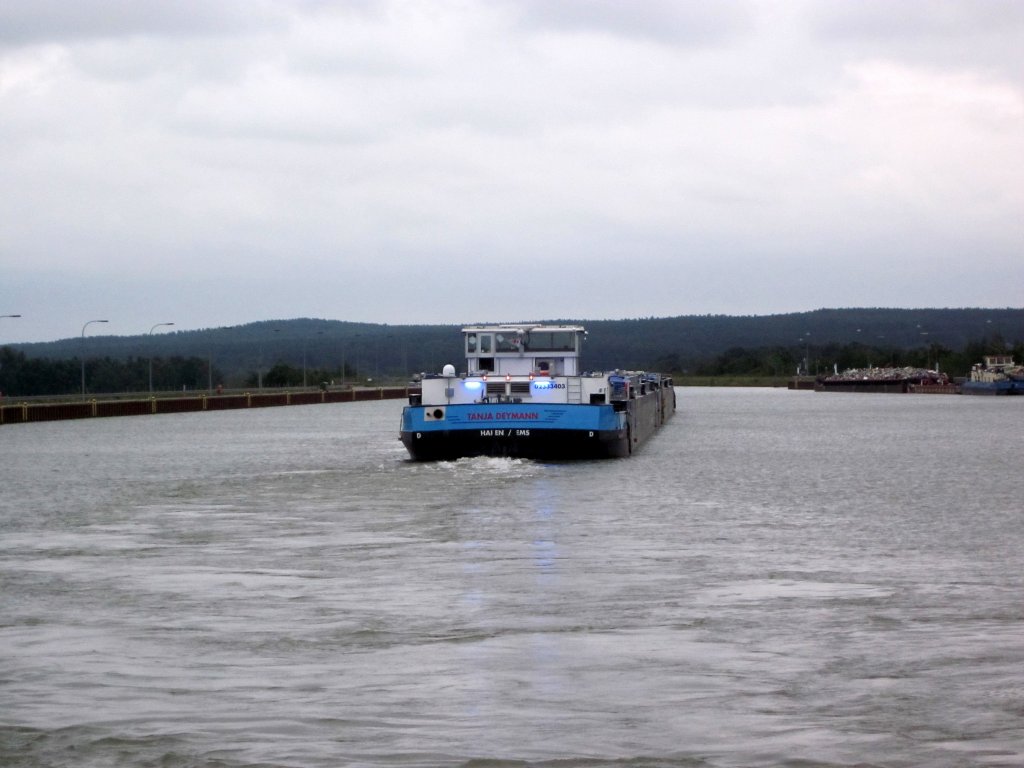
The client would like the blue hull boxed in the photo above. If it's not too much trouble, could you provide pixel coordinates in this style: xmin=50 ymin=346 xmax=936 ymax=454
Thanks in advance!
xmin=401 ymin=402 xmax=630 ymax=460
xmin=961 ymin=381 xmax=1023 ymax=395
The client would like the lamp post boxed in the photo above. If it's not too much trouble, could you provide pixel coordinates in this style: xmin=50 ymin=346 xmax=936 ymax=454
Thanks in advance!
xmin=0 ymin=313 xmax=19 ymax=352
xmin=148 ymin=322 xmax=175 ymax=393
xmin=81 ymin=319 xmax=109 ymax=397
xmin=0 ymin=315 xmax=18 ymax=400
xmin=796 ymin=334 xmax=810 ymax=376
xmin=1 ymin=314 xmax=20 ymax=344
xmin=303 ymin=330 xmax=324 ymax=388
xmin=350 ymin=334 xmax=363 ymax=385
xmin=257 ymin=328 xmax=280 ymax=389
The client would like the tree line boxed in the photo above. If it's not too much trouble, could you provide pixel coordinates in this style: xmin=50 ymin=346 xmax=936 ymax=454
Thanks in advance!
xmin=686 ymin=335 xmax=1023 ymax=379
xmin=0 ymin=348 xmax=223 ymax=397
xmin=0 ymin=346 xmax=369 ymax=397
xmin=3 ymin=334 xmax=1018 ymax=397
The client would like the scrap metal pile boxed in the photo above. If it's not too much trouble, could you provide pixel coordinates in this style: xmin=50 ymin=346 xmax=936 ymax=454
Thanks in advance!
xmin=823 ymin=367 xmax=949 ymax=384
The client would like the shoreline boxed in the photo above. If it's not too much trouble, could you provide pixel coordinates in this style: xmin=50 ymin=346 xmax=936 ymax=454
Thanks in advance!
xmin=0 ymin=386 xmax=419 ymax=426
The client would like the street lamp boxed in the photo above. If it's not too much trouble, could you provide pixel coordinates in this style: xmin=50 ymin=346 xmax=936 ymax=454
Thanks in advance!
xmin=796 ymin=334 xmax=810 ymax=376
xmin=257 ymin=328 xmax=280 ymax=389
xmin=81 ymin=319 xmax=109 ymax=397
xmin=148 ymin=322 xmax=175 ymax=393
xmin=340 ymin=337 xmax=347 ymax=386
xmin=0 ymin=314 xmax=20 ymax=351
xmin=1 ymin=314 xmax=21 ymax=340
xmin=303 ymin=330 xmax=324 ymax=388
xmin=0 ymin=315 xmax=19 ymax=401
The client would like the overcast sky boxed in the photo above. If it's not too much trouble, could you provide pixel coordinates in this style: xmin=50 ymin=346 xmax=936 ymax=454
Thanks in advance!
xmin=2 ymin=0 xmax=1021 ymax=343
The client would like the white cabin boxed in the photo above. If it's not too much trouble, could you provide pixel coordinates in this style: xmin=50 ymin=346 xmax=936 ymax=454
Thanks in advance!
xmin=416 ymin=324 xmax=666 ymax=407
xmin=462 ymin=324 xmax=584 ymax=377
xmin=970 ymin=355 xmax=1020 ymax=383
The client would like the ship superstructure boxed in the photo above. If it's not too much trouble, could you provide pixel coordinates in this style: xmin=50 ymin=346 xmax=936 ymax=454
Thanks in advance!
xmin=961 ymin=355 xmax=1024 ymax=395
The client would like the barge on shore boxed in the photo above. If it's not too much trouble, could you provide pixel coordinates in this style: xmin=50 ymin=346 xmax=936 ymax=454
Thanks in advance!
xmin=399 ymin=324 xmax=675 ymax=461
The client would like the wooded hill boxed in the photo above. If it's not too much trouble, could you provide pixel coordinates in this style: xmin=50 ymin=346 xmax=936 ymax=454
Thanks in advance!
xmin=5 ymin=308 xmax=1023 ymax=392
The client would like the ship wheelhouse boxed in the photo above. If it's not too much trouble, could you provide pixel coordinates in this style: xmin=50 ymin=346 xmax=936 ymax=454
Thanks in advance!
xmin=413 ymin=323 xmax=671 ymax=409
xmin=416 ymin=324 xmax=609 ymax=407
xmin=463 ymin=325 xmax=584 ymax=377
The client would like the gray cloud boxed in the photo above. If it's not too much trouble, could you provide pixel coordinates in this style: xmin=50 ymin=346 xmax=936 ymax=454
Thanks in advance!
xmin=1 ymin=0 xmax=1021 ymax=343
xmin=0 ymin=0 xmax=289 ymax=45
xmin=512 ymin=0 xmax=755 ymax=46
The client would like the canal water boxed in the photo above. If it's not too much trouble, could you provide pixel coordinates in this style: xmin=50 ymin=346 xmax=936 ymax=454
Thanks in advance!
xmin=1 ymin=389 xmax=1021 ymax=767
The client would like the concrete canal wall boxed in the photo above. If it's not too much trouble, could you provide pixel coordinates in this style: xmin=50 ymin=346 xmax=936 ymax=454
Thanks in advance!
xmin=0 ymin=387 xmax=419 ymax=426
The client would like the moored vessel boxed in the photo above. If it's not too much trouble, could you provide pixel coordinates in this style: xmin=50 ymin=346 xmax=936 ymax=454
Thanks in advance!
xmin=400 ymin=324 xmax=675 ymax=460
xmin=960 ymin=355 xmax=1024 ymax=395
xmin=815 ymin=366 xmax=949 ymax=394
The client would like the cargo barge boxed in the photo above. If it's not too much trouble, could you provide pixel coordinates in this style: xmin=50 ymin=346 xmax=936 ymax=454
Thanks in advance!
xmin=399 ymin=324 xmax=675 ymax=461
xmin=815 ymin=366 xmax=950 ymax=394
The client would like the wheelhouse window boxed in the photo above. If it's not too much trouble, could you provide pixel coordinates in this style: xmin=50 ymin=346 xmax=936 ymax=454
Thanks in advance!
xmin=495 ymin=333 xmax=522 ymax=352
xmin=524 ymin=331 xmax=577 ymax=352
